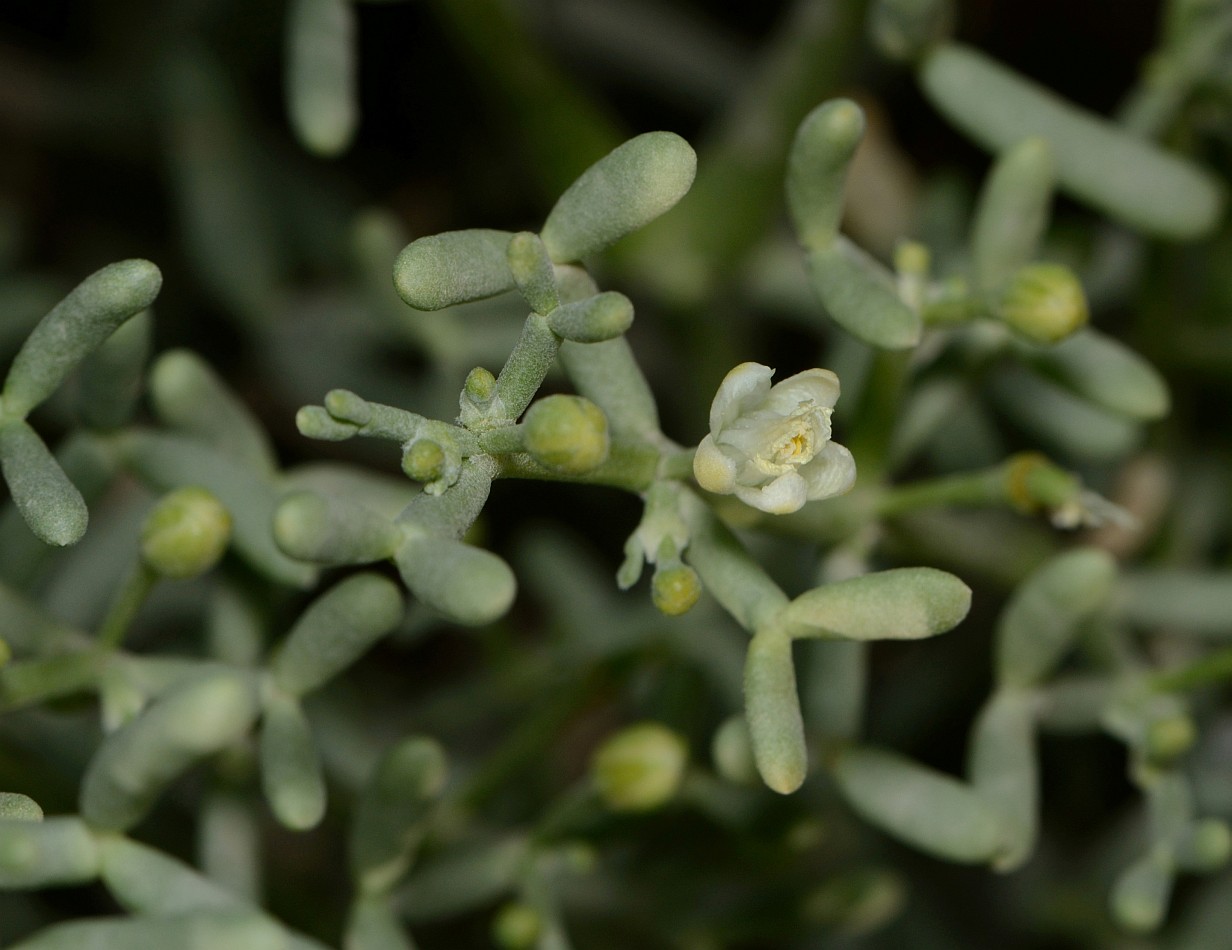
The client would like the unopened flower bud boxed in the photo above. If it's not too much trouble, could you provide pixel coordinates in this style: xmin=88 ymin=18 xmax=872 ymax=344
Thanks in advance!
xmin=522 ymin=395 xmax=610 ymax=475
xmin=464 ymin=367 xmax=496 ymax=403
xmin=651 ymin=564 xmax=701 ymax=616
xmin=492 ymin=902 xmax=541 ymax=949
xmin=1145 ymin=713 xmax=1196 ymax=763
xmin=591 ymin=722 xmax=688 ymax=812
xmin=1177 ymin=819 xmax=1231 ymax=873
xmin=140 ymin=487 xmax=232 ymax=579
xmin=402 ymin=439 xmax=446 ymax=484
xmin=996 ymin=263 xmax=1088 ymax=344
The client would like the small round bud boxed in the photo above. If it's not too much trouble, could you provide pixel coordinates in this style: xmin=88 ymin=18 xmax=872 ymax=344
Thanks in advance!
xmin=1177 ymin=819 xmax=1232 ymax=873
xmin=1145 ymin=713 xmax=1196 ymax=763
xmin=464 ymin=367 xmax=497 ymax=403
xmin=894 ymin=241 xmax=930 ymax=277
xmin=995 ymin=263 xmax=1088 ymax=344
xmin=402 ymin=439 xmax=446 ymax=483
xmin=591 ymin=722 xmax=688 ymax=812
xmin=492 ymin=902 xmax=541 ymax=950
xmin=711 ymin=716 xmax=758 ymax=785
xmin=652 ymin=564 xmax=702 ymax=616
xmin=522 ymin=395 xmax=610 ymax=475
xmin=140 ymin=487 xmax=232 ymax=579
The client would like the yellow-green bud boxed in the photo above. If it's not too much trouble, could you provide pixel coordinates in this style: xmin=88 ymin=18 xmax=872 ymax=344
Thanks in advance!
xmin=591 ymin=722 xmax=688 ymax=812
xmin=522 ymin=395 xmax=610 ymax=475
xmin=402 ymin=439 xmax=446 ymax=483
xmin=894 ymin=241 xmax=930 ymax=277
xmin=0 ymin=637 xmax=9 ymax=669
xmin=1145 ymin=713 xmax=1196 ymax=763
xmin=651 ymin=564 xmax=701 ymax=616
xmin=140 ymin=487 xmax=232 ymax=579
xmin=492 ymin=902 xmax=542 ymax=950
xmin=996 ymin=263 xmax=1088 ymax=344
xmin=464 ymin=367 xmax=496 ymax=403
xmin=1177 ymin=819 xmax=1232 ymax=873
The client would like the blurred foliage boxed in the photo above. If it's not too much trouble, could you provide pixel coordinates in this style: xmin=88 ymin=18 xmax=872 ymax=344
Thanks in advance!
xmin=2 ymin=0 xmax=1232 ymax=948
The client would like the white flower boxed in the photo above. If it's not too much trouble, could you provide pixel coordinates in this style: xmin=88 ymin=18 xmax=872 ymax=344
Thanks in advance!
xmin=693 ymin=362 xmax=856 ymax=514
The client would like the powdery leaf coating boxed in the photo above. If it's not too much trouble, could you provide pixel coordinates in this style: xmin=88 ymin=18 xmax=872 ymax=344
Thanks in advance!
xmin=260 ymin=691 xmax=326 ymax=831
xmin=743 ymin=628 xmax=807 ymax=794
xmin=395 ymin=534 xmax=516 ymax=627
xmin=694 ymin=362 xmax=855 ymax=514
xmin=0 ymin=817 xmax=98 ymax=889
xmin=286 ymin=0 xmax=357 ymax=157
xmin=0 ymin=419 xmax=88 ymax=547
xmin=779 ymin=567 xmax=972 ymax=641
xmin=79 ymin=669 xmax=260 ymax=831
xmin=540 ymin=132 xmax=697 ymax=263
xmin=3 ymin=259 xmax=161 ymax=418
xmin=833 ymin=746 xmax=1004 ymax=864
xmin=393 ymin=230 xmax=516 ymax=311
xmin=920 ymin=43 xmax=1225 ymax=240
xmin=806 ymin=240 xmax=922 ymax=349
xmin=270 ymin=573 xmax=405 ymax=697
xmin=995 ymin=547 xmax=1117 ymax=688
xmin=786 ymin=98 xmax=865 ymax=250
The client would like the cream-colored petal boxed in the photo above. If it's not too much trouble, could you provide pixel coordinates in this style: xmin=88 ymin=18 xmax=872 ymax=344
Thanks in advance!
xmin=710 ymin=362 xmax=773 ymax=433
xmin=763 ymin=368 xmax=841 ymax=414
xmin=735 ymin=471 xmax=808 ymax=514
xmin=799 ymin=440 xmax=856 ymax=500
xmin=693 ymin=435 xmax=738 ymax=494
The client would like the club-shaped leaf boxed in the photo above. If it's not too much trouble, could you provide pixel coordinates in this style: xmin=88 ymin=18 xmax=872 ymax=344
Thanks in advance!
xmin=0 ymin=817 xmax=98 ymax=889
xmin=787 ymin=98 xmax=865 ymax=251
xmin=806 ymin=238 xmax=920 ymax=349
xmin=995 ymin=547 xmax=1116 ymax=688
xmin=540 ymin=132 xmax=696 ymax=262
xmin=80 ymin=667 xmax=260 ymax=831
xmin=0 ymin=419 xmax=88 ymax=546
xmin=286 ymin=0 xmax=357 ymax=156
xmin=270 ymin=573 xmax=404 ymax=697
xmin=260 ymin=690 xmax=326 ymax=830
xmin=2 ymin=259 xmax=161 ymax=418
xmin=832 ymin=746 xmax=1003 ymax=863
xmin=744 ymin=628 xmax=807 ymax=794
xmin=394 ymin=230 xmax=516 ymax=311
xmin=920 ymin=43 xmax=1224 ymax=239
xmin=779 ymin=567 xmax=971 ymax=641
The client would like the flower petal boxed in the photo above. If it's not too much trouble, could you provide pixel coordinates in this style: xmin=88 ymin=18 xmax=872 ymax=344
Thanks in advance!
xmin=763 ymin=368 xmax=840 ymax=415
xmin=693 ymin=434 xmax=739 ymax=494
xmin=710 ymin=362 xmax=773 ymax=433
xmin=799 ymin=440 xmax=856 ymax=500
xmin=736 ymin=471 xmax=808 ymax=514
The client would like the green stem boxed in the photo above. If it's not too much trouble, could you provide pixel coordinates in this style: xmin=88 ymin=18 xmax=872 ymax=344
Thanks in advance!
xmin=681 ymin=493 xmax=788 ymax=633
xmin=657 ymin=447 xmax=695 ymax=481
xmin=1152 ymin=647 xmax=1232 ymax=693
xmin=875 ymin=466 xmax=1009 ymax=518
xmin=493 ymin=314 xmax=560 ymax=423
xmin=846 ymin=350 xmax=911 ymax=483
xmin=496 ymin=440 xmax=662 ymax=492
xmin=97 ymin=563 xmax=158 ymax=651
